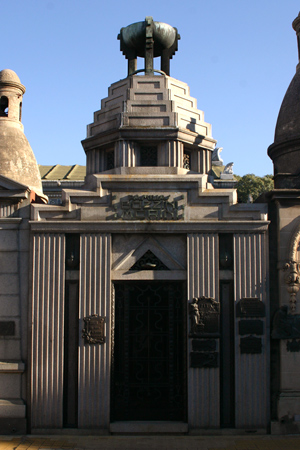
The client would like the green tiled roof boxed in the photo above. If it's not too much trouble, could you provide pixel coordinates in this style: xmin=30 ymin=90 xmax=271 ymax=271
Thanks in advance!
xmin=39 ymin=165 xmax=86 ymax=181
xmin=39 ymin=165 xmax=55 ymax=179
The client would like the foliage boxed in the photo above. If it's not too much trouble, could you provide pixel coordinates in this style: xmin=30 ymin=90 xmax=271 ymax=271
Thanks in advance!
xmin=234 ymin=174 xmax=274 ymax=203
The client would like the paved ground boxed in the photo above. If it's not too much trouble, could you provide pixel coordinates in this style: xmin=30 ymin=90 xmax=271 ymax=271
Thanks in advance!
xmin=0 ymin=435 xmax=300 ymax=450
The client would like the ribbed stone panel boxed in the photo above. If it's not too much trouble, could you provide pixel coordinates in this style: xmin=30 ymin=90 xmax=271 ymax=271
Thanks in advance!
xmin=197 ymin=149 xmax=211 ymax=174
xmin=115 ymin=140 xmax=137 ymax=168
xmin=187 ymin=234 xmax=218 ymax=300
xmin=187 ymin=233 xmax=219 ymax=428
xmin=78 ymin=234 xmax=111 ymax=429
xmin=31 ymin=233 xmax=65 ymax=428
xmin=86 ymin=148 xmax=106 ymax=175
xmin=188 ymin=367 xmax=219 ymax=428
xmin=0 ymin=203 xmax=18 ymax=217
xmin=234 ymin=233 xmax=269 ymax=428
xmin=159 ymin=141 xmax=184 ymax=167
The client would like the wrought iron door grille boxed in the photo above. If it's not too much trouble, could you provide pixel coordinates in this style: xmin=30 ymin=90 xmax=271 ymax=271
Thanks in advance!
xmin=112 ymin=282 xmax=186 ymax=421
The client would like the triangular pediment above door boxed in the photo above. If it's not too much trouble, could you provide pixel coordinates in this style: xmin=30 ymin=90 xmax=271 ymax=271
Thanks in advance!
xmin=130 ymin=250 xmax=169 ymax=270
xmin=112 ymin=236 xmax=185 ymax=271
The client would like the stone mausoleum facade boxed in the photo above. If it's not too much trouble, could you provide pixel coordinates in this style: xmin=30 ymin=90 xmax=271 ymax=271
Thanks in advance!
xmin=0 ymin=15 xmax=300 ymax=435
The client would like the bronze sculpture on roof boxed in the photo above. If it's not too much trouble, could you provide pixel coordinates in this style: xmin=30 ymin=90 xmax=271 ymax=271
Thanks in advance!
xmin=118 ymin=17 xmax=180 ymax=76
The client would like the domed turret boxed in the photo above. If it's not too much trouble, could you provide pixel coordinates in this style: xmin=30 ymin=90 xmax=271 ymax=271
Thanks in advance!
xmin=0 ymin=69 xmax=45 ymax=200
xmin=0 ymin=69 xmax=22 ymax=83
xmin=268 ymin=13 xmax=300 ymax=189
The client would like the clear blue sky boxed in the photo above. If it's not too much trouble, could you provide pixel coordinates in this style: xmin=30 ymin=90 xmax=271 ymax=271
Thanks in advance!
xmin=2 ymin=0 xmax=300 ymax=176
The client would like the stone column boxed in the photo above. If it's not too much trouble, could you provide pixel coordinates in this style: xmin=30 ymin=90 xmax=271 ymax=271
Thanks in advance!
xmin=234 ymin=232 xmax=269 ymax=428
xmin=31 ymin=233 xmax=65 ymax=429
xmin=78 ymin=234 xmax=111 ymax=429
xmin=86 ymin=148 xmax=106 ymax=175
xmin=159 ymin=141 xmax=184 ymax=168
xmin=187 ymin=233 xmax=219 ymax=428
xmin=115 ymin=141 xmax=137 ymax=168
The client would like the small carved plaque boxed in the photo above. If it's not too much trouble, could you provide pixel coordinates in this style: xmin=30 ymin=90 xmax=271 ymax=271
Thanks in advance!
xmin=190 ymin=352 xmax=219 ymax=368
xmin=0 ymin=321 xmax=15 ymax=336
xmin=192 ymin=339 xmax=217 ymax=352
xmin=236 ymin=298 xmax=265 ymax=317
xmin=240 ymin=337 xmax=262 ymax=354
xmin=82 ymin=314 xmax=105 ymax=344
xmin=238 ymin=320 xmax=264 ymax=336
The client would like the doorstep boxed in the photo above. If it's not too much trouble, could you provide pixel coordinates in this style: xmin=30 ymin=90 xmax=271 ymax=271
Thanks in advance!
xmin=109 ymin=421 xmax=188 ymax=433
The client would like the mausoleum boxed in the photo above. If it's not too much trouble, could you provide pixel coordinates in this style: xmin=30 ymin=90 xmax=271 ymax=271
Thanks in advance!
xmin=0 ymin=14 xmax=300 ymax=435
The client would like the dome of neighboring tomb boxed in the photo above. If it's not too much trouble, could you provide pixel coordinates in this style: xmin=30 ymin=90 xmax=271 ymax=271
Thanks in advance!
xmin=268 ymin=13 xmax=300 ymax=188
xmin=274 ymin=69 xmax=300 ymax=143
xmin=0 ymin=69 xmax=45 ymax=200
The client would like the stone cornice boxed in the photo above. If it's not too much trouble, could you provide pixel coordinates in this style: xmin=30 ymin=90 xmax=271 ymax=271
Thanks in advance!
xmin=82 ymin=126 xmax=216 ymax=151
xmin=265 ymin=189 xmax=300 ymax=201
xmin=29 ymin=220 xmax=269 ymax=233
xmin=268 ymin=137 xmax=300 ymax=160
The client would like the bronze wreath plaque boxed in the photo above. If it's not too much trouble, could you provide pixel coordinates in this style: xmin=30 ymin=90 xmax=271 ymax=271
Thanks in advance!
xmin=82 ymin=314 xmax=105 ymax=344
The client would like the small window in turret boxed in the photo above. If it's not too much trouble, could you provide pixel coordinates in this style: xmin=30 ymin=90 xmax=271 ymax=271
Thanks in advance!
xmin=106 ymin=149 xmax=114 ymax=170
xmin=140 ymin=146 xmax=157 ymax=166
xmin=19 ymin=102 xmax=22 ymax=121
xmin=0 ymin=96 xmax=8 ymax=116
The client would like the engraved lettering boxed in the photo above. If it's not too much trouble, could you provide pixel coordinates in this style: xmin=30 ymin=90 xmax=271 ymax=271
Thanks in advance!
xmin=110 ymin=194 xmax=185 ymax=221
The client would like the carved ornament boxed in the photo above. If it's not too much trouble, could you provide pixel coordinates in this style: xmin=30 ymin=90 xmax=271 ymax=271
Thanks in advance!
xmin=283 ymin=222 xmax=300 ymax=313
xmin=283 ymin=260 xmax=300 ymax=313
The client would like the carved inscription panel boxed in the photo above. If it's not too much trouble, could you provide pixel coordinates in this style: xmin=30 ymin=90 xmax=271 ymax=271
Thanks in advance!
xmin=236 ymin=298 xmax=265 ymax=317
xmin=190 ymin=352 xmax=219 ymax=368
xmin=109 ymin=193 xmax=185 ymax=221
xmin=240 ymin=337 xmax=262 ymax=354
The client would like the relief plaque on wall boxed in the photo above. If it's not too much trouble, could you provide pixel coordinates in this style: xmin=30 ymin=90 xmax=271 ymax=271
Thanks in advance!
xmin=82 ymin=314 xmax=105 ymax=344
xmin=189 ymin=296 xmax=220 ymax=337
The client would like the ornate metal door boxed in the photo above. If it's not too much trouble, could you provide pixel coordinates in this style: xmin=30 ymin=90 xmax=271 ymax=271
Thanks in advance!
xmin=111 ymin=282 xmax=186 ymax=421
